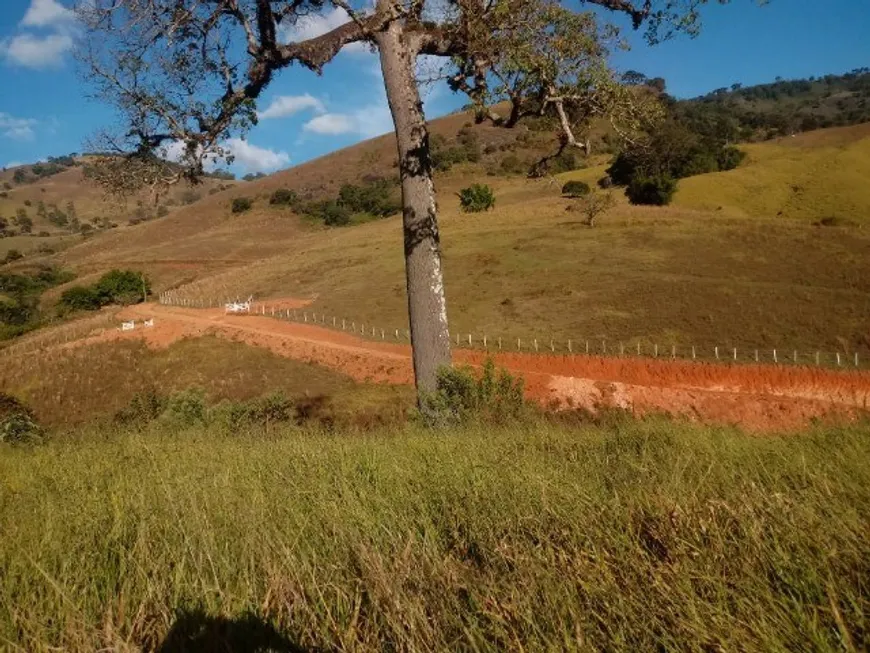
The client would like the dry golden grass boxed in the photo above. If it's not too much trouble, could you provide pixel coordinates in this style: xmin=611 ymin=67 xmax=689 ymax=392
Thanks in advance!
xmin=0 ymin=335 xmax=411 ymax=426
xmin=10 ymin=120 xmax=870 ymax=360
xmin=1 ymin=417 xmax=868 ymax=650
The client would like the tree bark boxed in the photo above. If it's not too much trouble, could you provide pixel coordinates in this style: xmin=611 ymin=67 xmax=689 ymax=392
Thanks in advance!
xmin=376 ymin=22 xmax=452 ymax=399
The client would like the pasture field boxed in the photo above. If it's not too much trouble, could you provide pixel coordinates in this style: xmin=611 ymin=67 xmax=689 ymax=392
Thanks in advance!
xmin=76 ymin=123 xmax=870 ymax=359
xmin=0 ymin=417 xmax=867 ymax=650
xmin=0 ymin=335 xmax=410 ymax=427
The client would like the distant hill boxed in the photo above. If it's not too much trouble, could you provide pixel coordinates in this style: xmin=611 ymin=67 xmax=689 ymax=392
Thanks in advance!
xmin=673 ymin=68 xmax=870 ymax=141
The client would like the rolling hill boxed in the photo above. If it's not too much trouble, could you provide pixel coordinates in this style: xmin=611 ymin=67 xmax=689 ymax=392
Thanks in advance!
xmin=2 ymin=70 xmax=870 ymax=366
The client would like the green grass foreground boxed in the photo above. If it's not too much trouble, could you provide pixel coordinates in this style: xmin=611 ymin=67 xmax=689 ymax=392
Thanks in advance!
xmin=1 ymin=418 xmax=868 ymax=651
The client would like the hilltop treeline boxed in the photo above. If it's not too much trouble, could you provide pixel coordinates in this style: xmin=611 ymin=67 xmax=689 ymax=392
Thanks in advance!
xmin=669 ymin=67 xmax=870 ymax=141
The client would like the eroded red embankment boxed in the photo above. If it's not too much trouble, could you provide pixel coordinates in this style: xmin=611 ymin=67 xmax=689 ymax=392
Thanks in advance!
xmin=71 ymin=303 xmax=870 ymax=432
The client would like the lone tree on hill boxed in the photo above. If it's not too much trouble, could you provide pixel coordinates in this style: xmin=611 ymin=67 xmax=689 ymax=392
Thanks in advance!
xmin=76 ymin=0 xmax=736 ymax=403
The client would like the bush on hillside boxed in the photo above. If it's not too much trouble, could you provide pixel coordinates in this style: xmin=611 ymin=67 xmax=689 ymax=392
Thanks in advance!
xmin=269 ymin=188 xmax=299 ymax=206
xmin=430 ymin=129 xmax=482 ymax=172
xmin=607 ymin=121 xmax=747 ymax=187
xmin=561 ymin=180 xmax=591 ymax=198
xmin=94 ymin=269 xmax=149 ymax=305
xmin=566 ymin=191 xmax=616 ymax=227
xmin=458 ymin=184 xmax=495 ymax=213
xmin=180 ymin=190 xmax=201 ymax=205
xmin=59 ymin=269 xmax=150 ymax=312
xmin=0 ymin=393 xmax=43 ymax=445
xmin=59 ymin=285 xmax=102 ymax=311
xmin=626 ymin=174 xmax=678 ymax=206
xmin=215 ymin=392 xmax=297 ymax=432
xmin=320 ymin=200 xmax=352 ymax=226
xmin=160 ymin=388 xmax=208 ymax=427
xmin=549 ymin=149 xmax=584 ymax=174
xmin=2 ymin=250 xmax=23 ymax=264
xmin=499 ymin=154 xmax=526 ymax=175
xmin=421 ymin=360 xmax=526 ymax=426
xmin=337 ymin=180 xmax=400 ymax=217
xmin=718 ymin=145 xmax=747 ymax=171
xmin=114 ymin=388 xmax=167 ymax=426
xmin=231 ymin=197 xmax=253 ymax=214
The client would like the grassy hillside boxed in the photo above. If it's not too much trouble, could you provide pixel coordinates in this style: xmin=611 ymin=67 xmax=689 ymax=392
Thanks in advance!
xmin=120 ymin=123 xmax=870 ymax=357
xmin=0 ymin=160 xmax=236 ymax=258
xmin=677 ymin=68 xmax=870 ymax=139
xmin=675 ymin=123 xmax=870 ymax=221
xmin=6 ymin=97 xmax=870 ymax=356
xmin=0 ymin=336 xmax=409 ymax=427
xmin=1 ymin=417 xmax=868 ymax=650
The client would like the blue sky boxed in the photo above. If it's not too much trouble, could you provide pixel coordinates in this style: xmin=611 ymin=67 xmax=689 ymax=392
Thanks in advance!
xmin=1 ymin=0 xmax=868 ymax=174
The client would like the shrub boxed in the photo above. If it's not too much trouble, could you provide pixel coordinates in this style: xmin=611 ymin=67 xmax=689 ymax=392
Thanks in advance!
xmin=3 ymin=249 xmax=23 ymax=264
xmin=95 ymin=269 xmax=149 ymax=305
xmin=59 ymin=285 xmax=102 ymax=311
xmin=23 ymin=200 xmax=31 ymax=207
xmin=718 ymin=145 xmax=747 ymax=171
xmin=458 ymin=184 xmax=495 ymax=212
xmin=320 ymin=200 xmax=351 ymax=226
xmin=215 ymin=392 xmax=297 ymax=433
xmin=421 ymin=360 xmax=526 ymax=426
xmin=607 ymin=120 xmax=747 ymax=184
xmin=337 ymin=180 xmax=400 ymax=217
xmin=567 ymin=191 xmax=616 ymax=227
xmin=161 ymin=389 xmax=208 ymax=427
xmin=156 ymin=205 xmax=169 ymax=218
xmin=561 ymin=180 xmax=591 ymax=198
xmin=626 ymin=174 xmax=678 ymax=206
xmin=270 ymin=188 xmax=299 ymax=206
xmin=499 ymin=154 xmax=525 ymax=175
xmin=180 ymin=189 xmax=201 ymax=205
xmin=231 ymin=197 xmax=253 ymax=213
xmin=597 ymin=175 xmax=614 ymax=189
xmin=59 ymin=270 xmax=149 ymax=311
xmin=0 ymin=393 xmax=43 ymax=445
xmin=815 ymin=216 xmax=859 ymax=228
xmin=114 ymin=388 xmax=167 ymax=426
xmin=550 ymin=149 xmax=583 ymax=174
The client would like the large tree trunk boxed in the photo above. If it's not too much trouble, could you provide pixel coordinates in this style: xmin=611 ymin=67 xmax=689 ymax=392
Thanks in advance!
xmin=376 ymin=22 xmax=452 ymax=399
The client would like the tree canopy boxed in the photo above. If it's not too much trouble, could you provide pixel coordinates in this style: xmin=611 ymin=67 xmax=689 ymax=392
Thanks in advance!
xmin=76 ymin=0 xmax=728 ymax=186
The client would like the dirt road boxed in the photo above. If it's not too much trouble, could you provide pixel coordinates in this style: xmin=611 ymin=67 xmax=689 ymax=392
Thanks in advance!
xmin=93 ymin=302 xmax=870 ymax=432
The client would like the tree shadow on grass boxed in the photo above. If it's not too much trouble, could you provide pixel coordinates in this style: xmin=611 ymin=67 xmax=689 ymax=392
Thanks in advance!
xmin=157 ymin=609 xmax=310 ymax=653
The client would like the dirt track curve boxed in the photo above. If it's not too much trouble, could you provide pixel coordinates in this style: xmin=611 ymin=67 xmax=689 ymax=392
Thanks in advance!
xmin=88 ymin=302 xmax=870 ymax=432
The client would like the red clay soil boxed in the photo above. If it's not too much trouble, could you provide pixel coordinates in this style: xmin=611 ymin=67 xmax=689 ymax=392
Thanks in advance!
xmin=79 ymin=302 xmax=870 ymax=432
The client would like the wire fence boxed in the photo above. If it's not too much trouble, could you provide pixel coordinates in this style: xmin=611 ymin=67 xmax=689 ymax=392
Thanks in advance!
xmin=158 ymin=292 xmax=867 ymax=371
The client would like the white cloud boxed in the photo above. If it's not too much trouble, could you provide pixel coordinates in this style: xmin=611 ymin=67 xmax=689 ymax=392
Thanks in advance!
xmin=20 ymin=0 xmax=75 ymax=28
xmin=2 ymin=0 xmax=78 ymax=69
xmin=0 ymin=113 xmax=38 ymax=141
xmin=5 ymin=161 xmax=24 ymax=169
xmin=258 ymin=94 xmax=325 ymax=120
xmin=224 ymin=138 xmax=290 ymax=172
xmin=303 ymin=113 xmax=356 ymax=135
xmin=4 ymin=126 xmax=35 ymax=140
xmin=158 ymin=140 xmax=190 ymax=163
xmin=1 ymin=32 xmax=73 ymax=68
